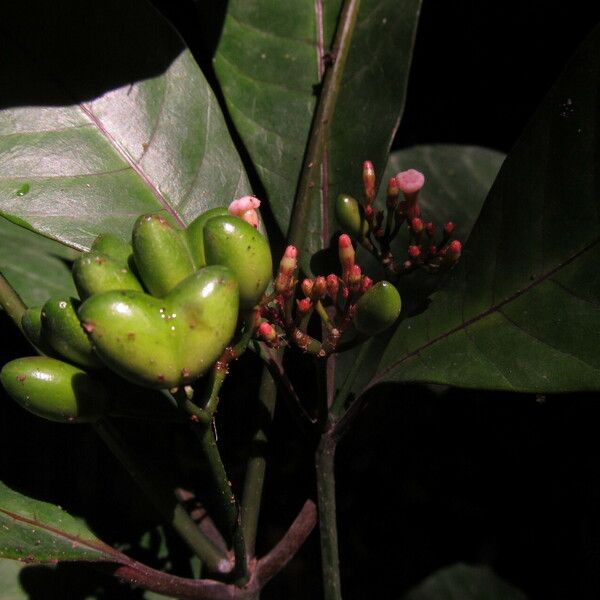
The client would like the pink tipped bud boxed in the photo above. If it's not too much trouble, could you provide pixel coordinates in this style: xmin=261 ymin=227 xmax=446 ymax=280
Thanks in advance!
xmin=387 ymin=176 xmax=400 ymax=209
xmin=361 ymin=276 xmax=373 ymax=293
xmin=443 ymin=222 xmax=455 ymax=236
xmin=428 ymin=244 xmax=438 ymax=256
xmin=447 ymin=240 xmax=462 ymax=261
xmin=396 ymin=169 xmax=424 ymax=221
xmin=258 ymin=322 xmax=277 ymax=344
xmin=338 ymin=235 xmax=355 ymax=277
xmin=411 ymin=217 xmax=424 ymax=234
xmin=229 ymin=195 xmax=261 ymax=228
xmin=296 ymin=298 xmax=312 ymax=315
xmin=326 ymin=274 xmax=339 ymax=299
xmin=425 ymin=222 xmax=434 ymax=237
xmin=362 ymin=160 xmax=376 ymax=205
xmin=301 ymin=278 xmax=313 ymax=297
xmin=313 ymin=276 xmax=327 ymax=299
xmin=348 ymin=264 xmax=362 ymax=292
xmin=275 ymin=245 xmax=298 ymax=295
xmin=408 ymin=245 xmax=421 ymax=259
xmin=364 ymin=204 xmax=374 ymax=220
xmin=396 ymin=169 xmax=425 ymax=195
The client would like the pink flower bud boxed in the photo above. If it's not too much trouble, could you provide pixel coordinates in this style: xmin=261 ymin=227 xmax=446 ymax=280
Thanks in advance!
xmin=428 ymin=244 xmax=438 ymax=256
xmin=301 ymin=278 xmax=314 ymax=297
xmin=313 ymin=276 xmax=327 ymax=299
xmin=361 ymin=276 xmax=373 ymax=293
xmin=362 ymin=160 xmax=376 ymax=205
xmin=326 ymin=274 xmax=339 ymax=299
xmin=443 ymin=222 xmax=455 ymax=236
xmin=411 ymin=217 xmax=424 ymax=234
xmin=396 ymin=169 xmax=424 ymax=221
xmin=275 ymin=245 xmax=298 ymax=295
xmin=447 ymin=240 xmax=462 ymax=261
xmin=348 ymin=264 xmax=362 ymax=292
xmin=296 ymin=298 xmax=312 ymax=315
xmin=338 ymin=234 xmax=355 ymax=278
xmin=387 ymin=176 xmax=399 ymax=209
xmin=258 ymin=322 xmax=277 ymax=344
xmin=425 ymin=222 xmax=434 ymax=237
xmin=408 ymin=245 xmax=421 ymax=258
xmin=228 ymin=195 xmax=261 ymax=228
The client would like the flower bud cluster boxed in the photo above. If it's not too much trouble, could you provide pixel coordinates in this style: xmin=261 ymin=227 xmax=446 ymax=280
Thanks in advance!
xmin=335 ymin=161 xmax=463 ymax=278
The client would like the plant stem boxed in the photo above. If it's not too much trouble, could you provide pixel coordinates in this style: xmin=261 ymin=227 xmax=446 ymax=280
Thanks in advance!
xmin=315 ymin=431 xmax=342 ymax=600
xmin=0 ymin=272 xmax=26 ymax=333
xmin=193 ymin=421 xmax=248 ymax=583
xmin=241 ymin=367 xmax=277 ymax=557
xmin=93 ymin=418 xmax=231 ymax=575
xmin=287 ymin=0 xmax=362 ymax=251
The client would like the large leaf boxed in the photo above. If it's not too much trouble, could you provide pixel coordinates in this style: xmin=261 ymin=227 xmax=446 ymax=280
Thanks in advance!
xmin=214 ymin=0 xmax=421 ymax=268
xmin=0 ymin=218 xmax=77 ymax=308
xmin=365 ymin=24 xmax=600 ymax=394
xmin=334 ymin=145 xmax=504 ymax=396
xmin=0 ymin=481 xmax=118 ymax=563
xmin=404 ymin=563 xmax=528 ymax=600
xmin=0 ymin=0 xmax=250 ymax=251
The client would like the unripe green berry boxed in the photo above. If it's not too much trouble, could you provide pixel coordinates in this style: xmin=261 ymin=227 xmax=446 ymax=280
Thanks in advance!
xmin=132 ymin=213 xmax=195 ymax=297
xmin=353 ymin=281 xmax=401 ymax=335
xmin=335 ymin=194 xmax=369 ymax=238
xmin=203 ymin=216 xmax=272 ymax=308
xmin=78 ymin=266 xmax=239 ymax=389
xmin=91 ymin=233 xmax=135 ymax=266
xmin=186 ymin=207 xmax=230 ymax=268
xmin=0 ymin=357 xmax=110 ymax=423
xmin=42 ymin=297 xmax=102 ymax=368
xmin=21 ymin=306 xmax=56 ymax=356
xmin=72 ymin=252 xmax=143 ymax=300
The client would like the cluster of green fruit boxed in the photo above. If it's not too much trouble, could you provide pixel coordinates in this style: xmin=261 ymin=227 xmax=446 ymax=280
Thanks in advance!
xmin=1 ymin=209 xmax=272 ymax=423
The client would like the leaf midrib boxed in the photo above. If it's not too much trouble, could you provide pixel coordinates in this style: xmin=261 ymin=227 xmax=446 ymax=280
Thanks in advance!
xmin=365 ymin=236 xmax=600 ymax=391
xmin=0 ymin=506 xmax=118 ymax=561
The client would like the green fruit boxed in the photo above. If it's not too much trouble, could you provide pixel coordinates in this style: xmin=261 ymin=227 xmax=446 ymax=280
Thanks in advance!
xmin=335 ymin=194 xmax=369 ymax=238
xmin=78 ymin=266 xmax=239 ymax=389
xmin=132 ymin=213 xmax=195 ymax=297
xmin=21 ymin=307 xmax=56 ymax=356
xmin=203 ymin=216 xmax=272 ymax=308
xmin=0 ymin=357 xmax=110 ymax=423
xmin=41 ymin=297 xmax=102 ymax=368
xmin=353 ymin=281 xmax=401 ymax=335
xmin=72 ymin=252 xmax=144 ymax=300
xmin=91 ymin=233 xmax=134 ymax=266
xmin=186 ymin=207 xmax=230 ymax=268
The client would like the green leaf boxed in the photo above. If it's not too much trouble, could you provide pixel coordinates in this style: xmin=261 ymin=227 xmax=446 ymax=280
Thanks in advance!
xmin=0 ymin=0 xmax=250 ymax=251
xmin=367 ymin=25 xmax=600 ymax=393
xmin=214 ymin=0 xmax=421 ymax=268
xmin=404 ymin=563 xmax=528 ymax=600
xmin=0 ymin=481 xmax=118 ymax=563
xmin=335 ymin=145 xmax=504 ymax=397
xmin=0 ymin=218 xmax=77 ymax=308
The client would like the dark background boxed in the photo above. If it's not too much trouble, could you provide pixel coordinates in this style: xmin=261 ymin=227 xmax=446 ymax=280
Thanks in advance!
xmin=2 ymin=2 xmax=600 ymax=599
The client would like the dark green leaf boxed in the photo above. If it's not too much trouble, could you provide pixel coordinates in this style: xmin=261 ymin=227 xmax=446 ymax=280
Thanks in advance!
xmin=0 ymin=0 xmax=250 ymax=251
xmin=0 ymin=218 xmax=77 ymax=307
xmin=335 ymin=145 xmax=504 ymax=396
xmin=367 ymin=25 xmax=600 ymax=393
xmin=0 ymin=481 xmax=120 ymax=563
xmin=404 ymin=563 xmax=528 ymax=600
xmin=214 ymin=0 xmax=421 ymax=269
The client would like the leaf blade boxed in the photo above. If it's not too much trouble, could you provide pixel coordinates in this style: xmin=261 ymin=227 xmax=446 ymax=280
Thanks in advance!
xmin=0 ymin=0 xmax=250 ymax=250
xmin=368 ymin=25 xmax=600 ymax=393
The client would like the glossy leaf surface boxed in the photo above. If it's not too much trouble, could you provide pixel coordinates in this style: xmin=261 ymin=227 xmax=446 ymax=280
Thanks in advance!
xmin=368 ymin=26 xmax=600 ymax=393
xmin=0 ymin=481 xmax=117 ymax=563
xmin=214 ymin=0 xmax=421 ymax=269
xmin=0 ymin=0 xmax=250 ymax=251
